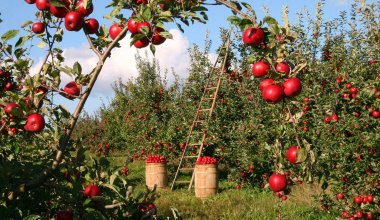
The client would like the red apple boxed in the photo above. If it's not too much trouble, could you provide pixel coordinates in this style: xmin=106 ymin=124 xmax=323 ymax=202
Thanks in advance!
xmin=259 ymin=78 xmax=275 ymax=91
xmin=84 ymin=18 xmax=99 ymax=35
xmin=286 ymin=146 xmax=298 ymax=164
xmin=262 ymin=84 xmax=283 ymax=103
xmin=4 ymin=103 xmax=22 ymax=117
xmin=252 ymin=61 xmax=270 ymax=77
xmin=127 ymin=18 xmax=139 ymax=34
xmin=282 ymin=77 xmax=302 ymax=97
xmin=269 ymin=173 xmax=287 ymax=192
xmin=76 ymin=0 xmax=93 ymax=17
xmin=372 ymin=110 xmax=380 ymax=118
xmin=152 ymin=27 xmax=166 ymax=45
xmin=337 ymin=193 xmax=345 ymax=200
xmin=136 ymin=21 xmax=152 ymax=35
xmin=242 ymin=27 xmax=264 ymax=46
xmin=50 ymin=0 xmax=69 ymax=18
xmin=84 ymin=185 xmax=101 ymax=198
xmin=275 ymin=62 xmax=290 ymax=75
xmin=324 ymin=115 xmax=331 ymax=124
xmin=25 ymin=0 xmax=36 ymax=4
xmin=134 ymin=38 xmax=150 ymax=48
xmin=32 ymin=22 xmax=45 ymax=34
xmin=109 ymin=23 xmax=123 ymax=40
xmin=64 ymin=11 xmax=84 ymax=31
xmin=63 ymin=81 xmax=80 ymax=99
xmin=24 ymin=113 xmax=45 ymax=132
xmin=36 ymin=0 xmax=50 ymax=11
xmin=0 ymin=69 xmax=11 ymax=78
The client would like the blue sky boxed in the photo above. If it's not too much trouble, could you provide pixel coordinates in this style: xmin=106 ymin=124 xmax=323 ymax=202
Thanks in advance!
xmin=0 ymin=0 xmax=369 ymax=114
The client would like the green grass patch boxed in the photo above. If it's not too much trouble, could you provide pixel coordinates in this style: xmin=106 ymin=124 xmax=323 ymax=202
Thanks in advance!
xmin=115 ymin=159 xmax=335 ymax=220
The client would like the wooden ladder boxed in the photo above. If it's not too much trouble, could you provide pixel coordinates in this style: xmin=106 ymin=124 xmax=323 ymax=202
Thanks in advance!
xmin=170 ymin=33 xmax=232 ymax=191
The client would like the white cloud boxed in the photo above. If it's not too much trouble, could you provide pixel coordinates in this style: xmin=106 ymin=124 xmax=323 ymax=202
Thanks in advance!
xmin=60 ymin=29 xmax=190 ymax=97
xmin=29 ymin=29 xmax=193 ymax=113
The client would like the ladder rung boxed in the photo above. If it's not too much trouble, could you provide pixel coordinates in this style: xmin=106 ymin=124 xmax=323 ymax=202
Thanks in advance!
xmin=179 ymin=168 xmax=194 ymax=172
xmin=205 ymin=87 xmax=218 ymax=90
xmin=184 ymin=156 xmax=198 ymax=158
xmin=198 ymin=108 xmax=211 ymax=112
xmin=175 ymin=180 xmax=191 ymax=184
xmin=193 ymin=120 xmax=204 ymax=124
xmin=189 ymin=142 xmax=202 ymax=146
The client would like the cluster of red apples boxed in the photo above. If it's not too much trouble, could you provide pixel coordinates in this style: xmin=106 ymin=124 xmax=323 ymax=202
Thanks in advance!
xmin=196 ymin=156 xmax=217 ymax=165
xmin=26 ymin=0 xmax=167 ymax=49
xmin=1 ymin=70 xmax=45 ymax=134
xmin=242 ymin=27 xmax=302 ymax=103
xmin=146 ymin=154 xmax=167 ymax=163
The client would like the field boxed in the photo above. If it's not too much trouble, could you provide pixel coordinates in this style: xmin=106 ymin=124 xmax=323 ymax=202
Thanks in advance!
xmin=112 ymin=157 xmax=335 ymax=220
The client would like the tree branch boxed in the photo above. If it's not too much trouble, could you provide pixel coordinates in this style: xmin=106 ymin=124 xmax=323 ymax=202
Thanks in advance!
xmin=214 ymin=0 xmax=255 ymax=24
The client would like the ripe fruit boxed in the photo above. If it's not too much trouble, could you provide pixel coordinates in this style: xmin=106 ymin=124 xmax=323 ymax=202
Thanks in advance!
xmin=146 ymin=155 xmax=167 ymax=163
xmin=64 ymin=11 xmax=84 ymax=31
xmin=252 ymin=61 xmax=270 ymax=77
xmin=324 ymin=115 xmax=331 ymax=124
xmin=354 ymin=196 xmax=362 ymax=204
xmin=242 ymin=27 xmax=264 ymax=46
xmin=76 ymin=0 xmax=93 ymax=17
xmin=50 ymin=0 xmax=69 ymax=18
xmin=372 ymin=110 xmax=380 ymax=118
xmin=25 ymin=0 xmax=36 ymax=4
xmin=56 ymin=208 xmax=73 ymax=220
xmin=275 ymin=62 xmax=290 ymax=75
xmin=259 ymin=78 xmax=275 ymax=91
xmin=134 ymin=38 xmax=150 ymax=48
xmin=4 ymin=103 xmax=22 ymax=117
xmin=63 ymin=81 xmax=80 ymax=99
xmin=341 ymin=211 xmax=349 ymax=218
xmin=281 ymin=195 xmax=287 ymax=201
xmin=331 ymin=114 xmax=339 ymax=121
xmin=84 ymin=18 xmax=99 ymax=35
xmin=286 ymin=146 xmax=298 ymax=164
xmin=337 ymin=193 xmax=345 ymax=200
xmin=152 ymin=27 xmax=166 ymax=45
xmin=24 ymin=113 xmax=45 ymax=132
xmin=196 ymin=156 xmax=217 ymax=165
xmin=136 ymin=21 xmax=152 ymax=35
xmin=84 ymin=185 xmax=101 ymax=198
xmin=366 ymin=194 xmax=374 ymax=203
xmin=282 ymin=77 xmax=302 ymax=97
xmin=262 ymin=84 xmax=283 ymax=103
xmin=36 ymin=0 xmax=50 ymax=11
xmin=269 ymin=173 xmax=287 ymax=192
xmin=32 ymin=22 xmax=45 ymax=34
xmin=127 ymin=18 xmax=139 ymax=34
xmin=109 ymin=24 xmax=123 ymax=40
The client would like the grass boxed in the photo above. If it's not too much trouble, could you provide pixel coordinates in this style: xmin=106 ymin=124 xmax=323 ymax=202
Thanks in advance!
xmin=107 ymin=156 xmax=335 ymax=220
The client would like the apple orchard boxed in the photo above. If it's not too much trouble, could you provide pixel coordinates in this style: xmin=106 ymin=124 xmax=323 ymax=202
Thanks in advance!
xmin=0 ymin=0 xmax=379 ymax=219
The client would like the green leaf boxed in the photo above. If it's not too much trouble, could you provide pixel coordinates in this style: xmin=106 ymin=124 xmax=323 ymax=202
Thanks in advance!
xmin=296 ymin=148 xmax=307 ymax=163
xmin=23 ymin=215 xmax=41 ymax=220
xmin=73 ymin=61 xmax=82 ymax=75
xmin=263 ymin=16 xmax=278 ymax=26
xmin=142 ymin=7 xmax=152 ymax=21
xmin=150 ymin=44 xmax=156 ymax=55
xmin=50 ymin=0 xmax=66 ymax=7
xmin=15 ymin=35 xmax=32 ymax=48
xmin=58 ymin=105 xmax=71 ymax=118
xmin=1 ymin=29 xmax=19 ymax=42
xmin=227 ymin=16 xmax=241 ymax=26
xmin=21 ymin=20 xmax=33 ymax=28
xmin=110 ymin=174 xmax=117 ymax=185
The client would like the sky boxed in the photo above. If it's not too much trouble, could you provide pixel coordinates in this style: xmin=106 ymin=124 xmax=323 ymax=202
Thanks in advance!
xmin=0 ymin=0 xmax=369 ymax=114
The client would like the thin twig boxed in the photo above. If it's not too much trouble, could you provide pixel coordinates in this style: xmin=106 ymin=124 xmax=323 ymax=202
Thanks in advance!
xmin=215 ymin=0 xmax=255 ymax=24
xmin=84 ymin=29 xmax=102 ymax=58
